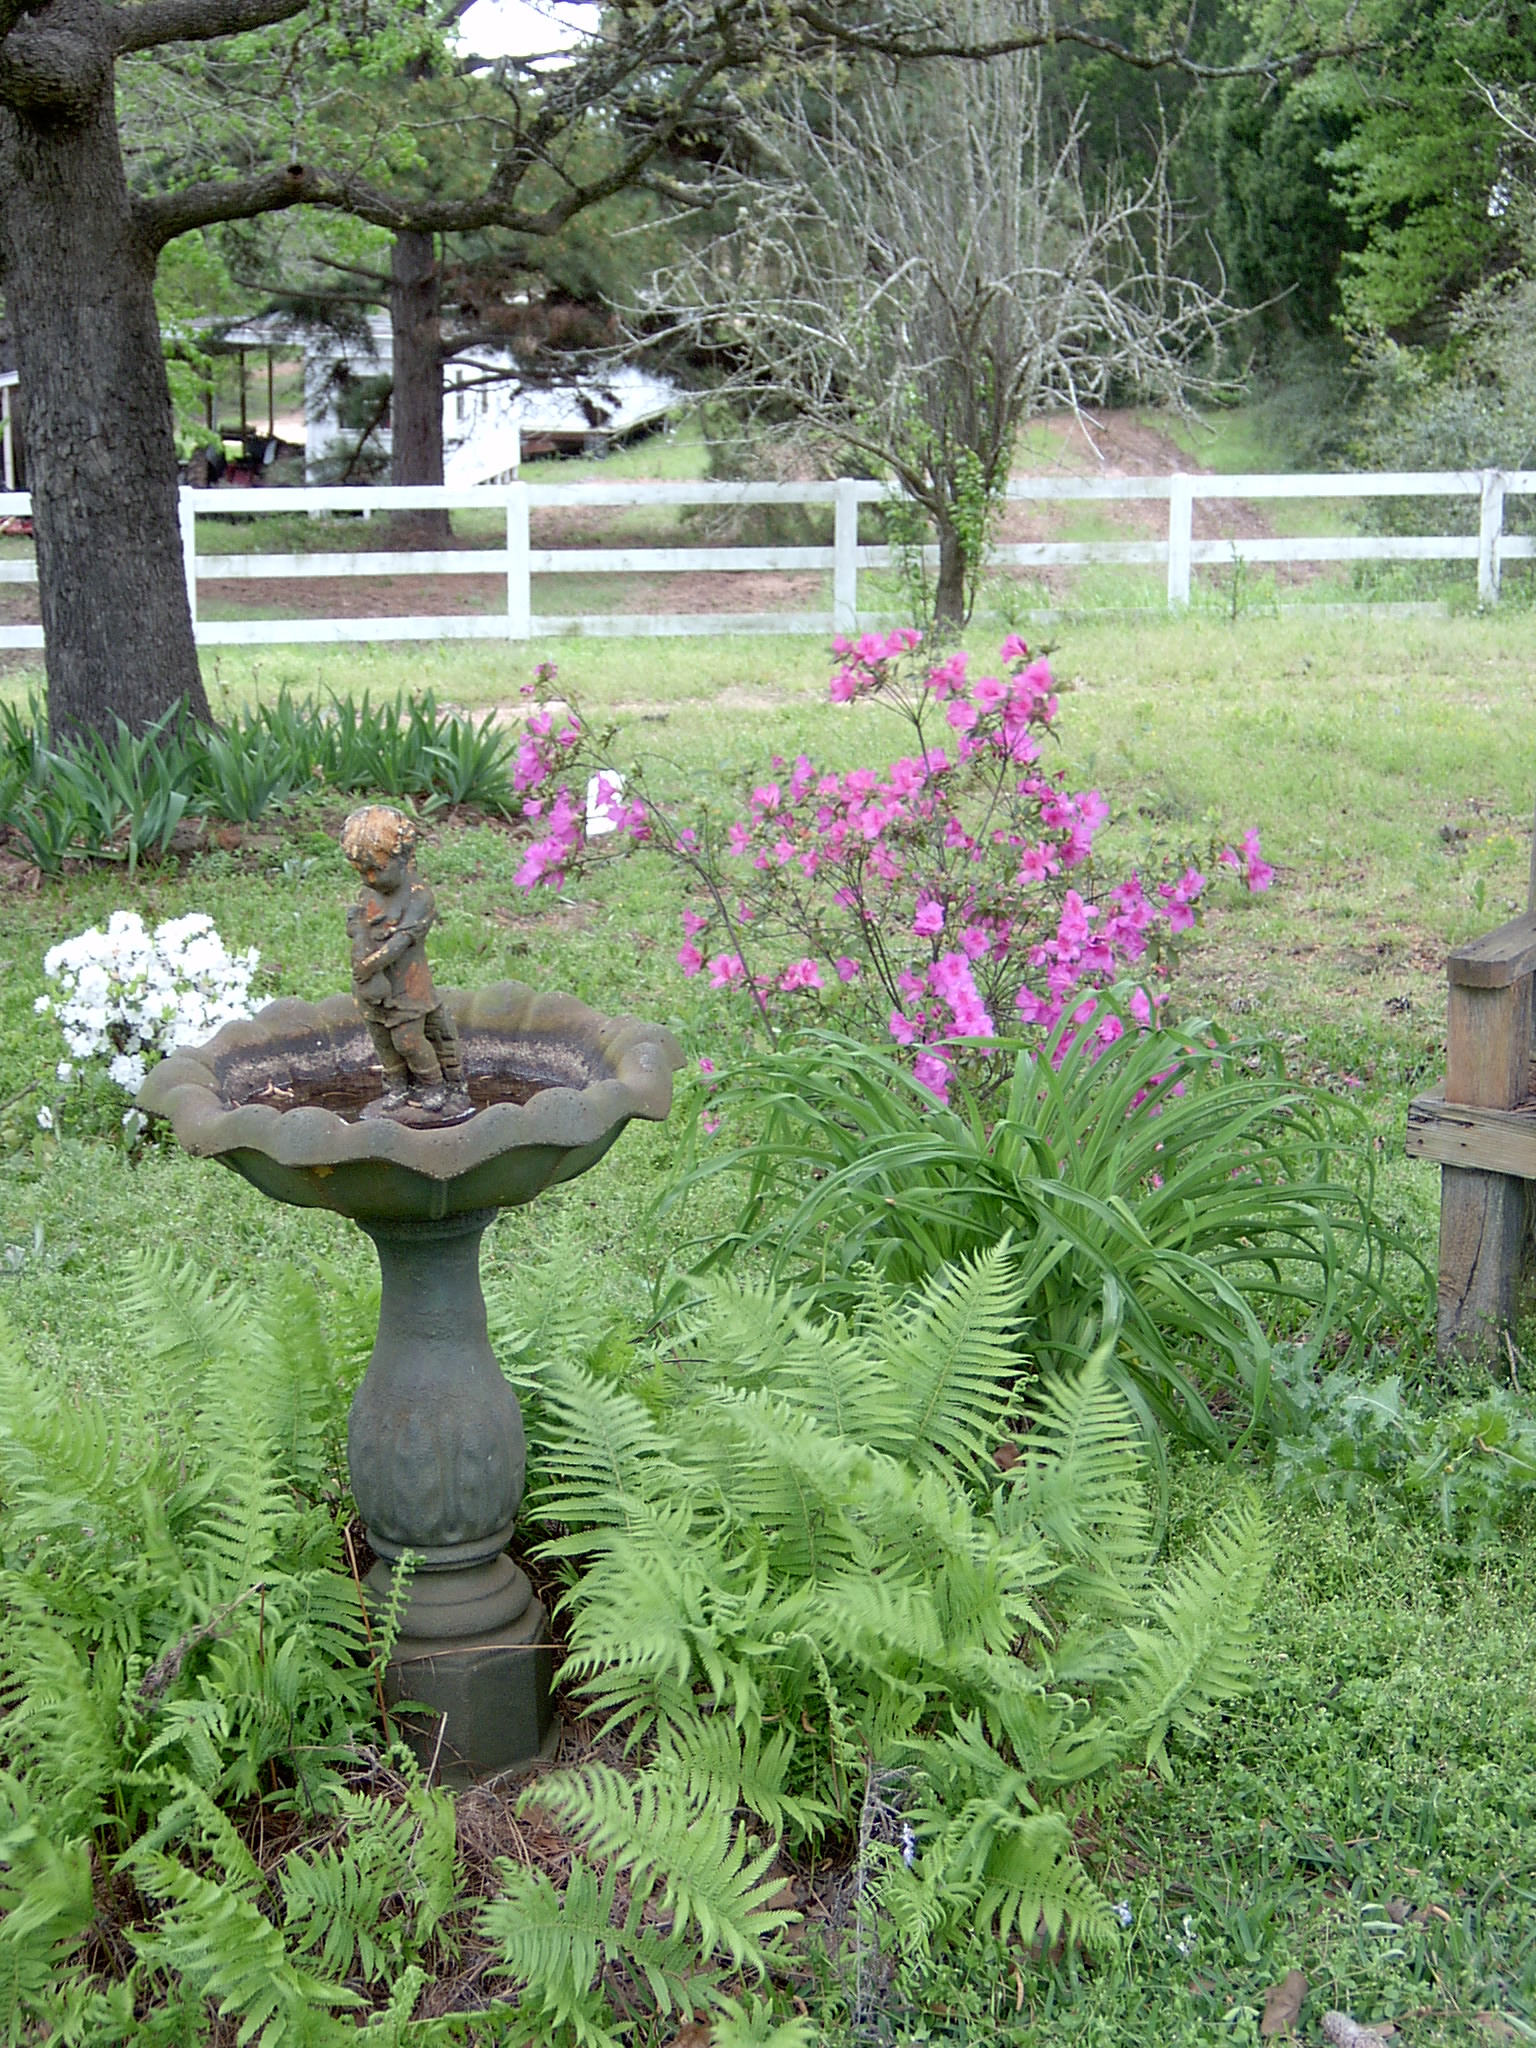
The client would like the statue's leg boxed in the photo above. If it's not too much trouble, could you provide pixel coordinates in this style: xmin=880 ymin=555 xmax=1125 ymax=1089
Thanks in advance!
xmin=393 ymin=1021 xmax=444 ymax=1090
xmin=425 ymin=1005 xmax=464 ymax=1086
xmin=366 ymin=1019 xmax=410 ymax=1089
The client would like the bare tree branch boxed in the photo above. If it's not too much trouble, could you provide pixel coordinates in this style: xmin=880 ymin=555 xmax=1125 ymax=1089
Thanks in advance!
xmin=645 ymin=11 xmax=1234 ymax=625
xmin=786 ymin=0 xmax=1373 ymax=82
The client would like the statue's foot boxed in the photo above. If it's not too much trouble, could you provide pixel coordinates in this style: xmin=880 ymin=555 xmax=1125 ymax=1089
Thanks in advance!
xmin=362 ymin=1085 xmax=476 ymax=1128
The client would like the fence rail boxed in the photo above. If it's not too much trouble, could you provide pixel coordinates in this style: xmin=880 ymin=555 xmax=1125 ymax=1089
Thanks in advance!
xmin=1 ymin=467 xmax=1532 ymax=651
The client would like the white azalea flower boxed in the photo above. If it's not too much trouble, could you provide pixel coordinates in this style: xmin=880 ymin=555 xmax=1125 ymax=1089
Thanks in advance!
xmin=36 ymin=1105 xmax=54 ymax=1131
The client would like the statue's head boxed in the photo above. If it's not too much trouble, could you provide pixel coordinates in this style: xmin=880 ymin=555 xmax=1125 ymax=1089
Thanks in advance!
xmin=341 ymin=805 xmax=418 ymax=881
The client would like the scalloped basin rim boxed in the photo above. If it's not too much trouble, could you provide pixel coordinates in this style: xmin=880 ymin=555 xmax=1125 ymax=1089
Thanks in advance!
xmin=139 ymin=983 xmax=684 ymax=1181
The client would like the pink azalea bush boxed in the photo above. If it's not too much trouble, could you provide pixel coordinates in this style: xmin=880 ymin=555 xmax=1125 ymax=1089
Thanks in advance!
xmin=509 ymin=639 xmax=1273 ymax=1103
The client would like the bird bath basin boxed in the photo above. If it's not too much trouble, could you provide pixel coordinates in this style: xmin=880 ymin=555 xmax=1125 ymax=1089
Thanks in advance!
xmin=142 ymin=973 xmax=682 ymax=1784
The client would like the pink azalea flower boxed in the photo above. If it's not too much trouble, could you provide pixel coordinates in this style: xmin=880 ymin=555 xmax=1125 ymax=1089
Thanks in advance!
xmin=698 ymin=1056 xmax=716 ymax=1075
xmin=889 ymin=1010 xmax=918 ymax=1046
xmin=835 ymin=956 xmax=862 ymax=982
xmin=709 ymin=953 xmax=745 ymax=989
xmin=677 ymin=943 xmax=705 ymax=977
xmin=681 ymin=908 xmax=708 ymax=938
xmin=1242 ymin=828 xmax=1275 ymax=892
xmin=946 ymin=699 xmax=979 ymax=732
xmin=780 ymin=958 xmax=824 ymax=992
xmin=912 ymin=1050 xmax=952 ymax=1104
xmin=1015 ymin=842 xmax=1059 ymax=885
xmin=913 ymin=897 xmax=945 ymax=936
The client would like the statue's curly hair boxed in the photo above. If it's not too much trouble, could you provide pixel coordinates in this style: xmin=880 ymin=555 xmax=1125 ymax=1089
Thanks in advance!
xmin=340 ymin=804 xmax=418 ymax=870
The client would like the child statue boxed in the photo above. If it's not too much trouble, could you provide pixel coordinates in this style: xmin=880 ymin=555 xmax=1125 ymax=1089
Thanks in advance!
xmin=341 ymin=805 xmax=473 ymax=1123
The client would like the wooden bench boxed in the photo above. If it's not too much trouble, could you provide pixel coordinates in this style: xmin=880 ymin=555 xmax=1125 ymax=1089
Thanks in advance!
xmin=1406 ymin=861 xmax=1536 ymax=1355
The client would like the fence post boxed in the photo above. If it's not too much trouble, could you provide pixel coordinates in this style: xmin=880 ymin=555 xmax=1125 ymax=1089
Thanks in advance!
xmin=506 ymin=481 xmax=531 ymax=641
xmin=1478 ymin=468 xmax=1505 ymax=607
xmin=1166 ymin=474 xmax=1193 ymax=609
xmin=834 ymin=477 xmax=858 ymax=633
xmin=178 ymin=487 xmax=198 ymax=628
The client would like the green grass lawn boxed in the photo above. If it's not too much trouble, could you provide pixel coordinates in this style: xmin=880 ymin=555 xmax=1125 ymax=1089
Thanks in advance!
xmin=2 ymin=606 xmax=1535 ymax=2041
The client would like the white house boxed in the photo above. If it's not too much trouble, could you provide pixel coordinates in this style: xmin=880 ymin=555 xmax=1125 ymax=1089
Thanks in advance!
xmin=211 ymin=311 xmax=679 ymax=484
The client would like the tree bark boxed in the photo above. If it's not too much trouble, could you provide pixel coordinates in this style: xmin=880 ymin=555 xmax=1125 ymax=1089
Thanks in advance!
xmin=0 ymin=74 xmax=209 ymax=740
xmin=934 ymin=514 xmax=968 ymax=632
xmin=390 ymin=229 xmax=450 ymax=545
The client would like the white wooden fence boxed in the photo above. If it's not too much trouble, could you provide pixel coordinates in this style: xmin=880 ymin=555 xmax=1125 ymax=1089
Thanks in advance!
xmin=1 ymin=468 xmax=1532 ymax=651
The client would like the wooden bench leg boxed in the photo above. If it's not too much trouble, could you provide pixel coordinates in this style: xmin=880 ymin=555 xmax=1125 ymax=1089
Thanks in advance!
xmin=1437 ymin=1164 xmax=1533 ymax=1357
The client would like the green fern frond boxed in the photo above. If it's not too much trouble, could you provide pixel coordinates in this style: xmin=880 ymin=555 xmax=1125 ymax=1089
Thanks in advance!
xmin=480 ymin=1856 xmax=652 ymax=2048
xmin=971 ymin=1807 xmax=1119 ymax=1948
xmin=120 ymin=1773 xmax=261 ymax=1890
xmin=653 ymin=1713 xmax=832 ymax=1839
xmin=870 ymin=1245 xmax=1021 ymax=1475
xmin=0 ymin=1772 xmax=96 ymax=2037
xmin=520 ymin=1764 xmax=799 ymax=1972
xmin=117 ymin=1247 xmax=248 ymax=1378
xmin=1000 ymin=1346 xmax=1153 ymax=1600
xmin=0 ymin=1605 xmax=124 ymax=1835
xmin=0 ymin=1316 xmax=151 ymax=1550
xmin=676 ymin=1385 xmax=874 ymax=1580
xmin=1107 ymin=1490 xmax=1272 ymax=1769
xmin=670 ymin=1271 xmax=809 ymax=1394
xmin=132 ymin=1851 xmax=365 ymax=2044
xmin=709 ymin=1995 xmax=818 ymax=2047
xmin=904 ymin=1716 xmax=1119 ymax=1949
xmin=557 ymin=1510 xmax=766 ymax=1733
xmin=279 ymin=1833 xmax=400 ymax=1985
xmin=532 ymin=1362 xmax=676 ymax=1536
xmin=484 ymin=1225 xmax=627 ymax=1390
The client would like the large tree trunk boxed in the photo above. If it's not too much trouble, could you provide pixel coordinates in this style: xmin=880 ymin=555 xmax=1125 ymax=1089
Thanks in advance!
xmin=0 ymin=81 xmax=209 ymax=741
xmin=390 ymin=229 xmax=450 ymax=544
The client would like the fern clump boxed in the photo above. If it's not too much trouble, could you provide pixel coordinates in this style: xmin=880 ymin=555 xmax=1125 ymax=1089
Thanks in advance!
xmin=497 ymin=1247 xmax=1271 ymax=1990
xmin=0 ymin=1253 xmax=469 ymax=2045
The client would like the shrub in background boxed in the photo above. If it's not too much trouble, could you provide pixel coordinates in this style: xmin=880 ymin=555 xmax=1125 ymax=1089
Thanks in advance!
xmin=514 ymin=633 xmax=1272 ymax=1101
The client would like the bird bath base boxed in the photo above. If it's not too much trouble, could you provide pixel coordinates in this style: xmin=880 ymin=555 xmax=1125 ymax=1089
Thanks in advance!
xmin=349 ymin=1206 xmax=554 ymax=1784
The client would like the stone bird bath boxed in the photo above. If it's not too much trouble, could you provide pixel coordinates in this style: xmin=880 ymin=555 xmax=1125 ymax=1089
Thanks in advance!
xmin=142 ymin=963 xmax=682 ymax=1784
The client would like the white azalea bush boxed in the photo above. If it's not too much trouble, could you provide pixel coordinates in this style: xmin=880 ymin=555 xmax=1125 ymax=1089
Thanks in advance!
xmin=35 ymin=911 xmax=259 ymax=1100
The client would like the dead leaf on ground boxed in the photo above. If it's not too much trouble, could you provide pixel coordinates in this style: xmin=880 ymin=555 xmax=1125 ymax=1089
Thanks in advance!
xmin=666 ymin=2026 xmax=713 ymax=2048
xmin=993 ymin=1441 xmax=1021 ymax=1471
xmin=1474 ymin=2016 xmax=1521 ymax=2042
xmin=1260 ymin=1969 xmax=1308 ymax=2037
xmin=1322 ymin=2012 xmax=1394 ymax=2047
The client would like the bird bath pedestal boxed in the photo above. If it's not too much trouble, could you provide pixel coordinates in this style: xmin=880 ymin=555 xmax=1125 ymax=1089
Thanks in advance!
xmin=142 ymin=981 xmax=682 ymax=1784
